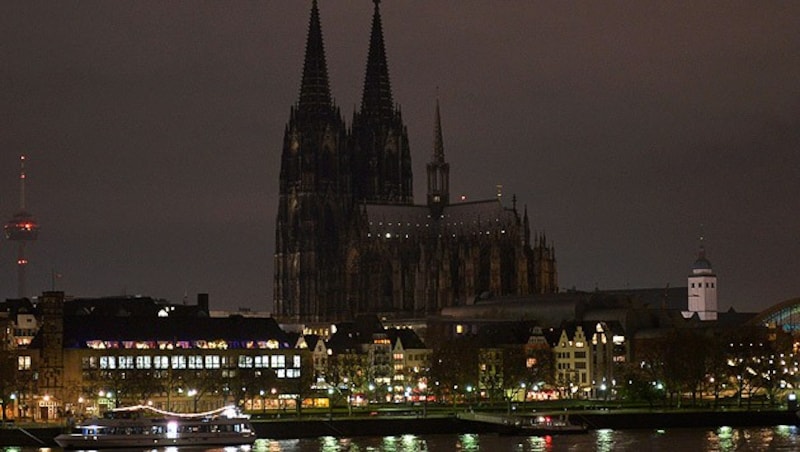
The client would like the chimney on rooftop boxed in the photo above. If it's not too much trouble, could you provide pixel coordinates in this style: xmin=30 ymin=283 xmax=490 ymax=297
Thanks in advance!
xmin=197 ymin=293 xmax=209 ymax=313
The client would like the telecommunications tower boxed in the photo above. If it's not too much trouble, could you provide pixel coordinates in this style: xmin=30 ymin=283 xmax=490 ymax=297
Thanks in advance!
xmin=4 ymin=155 xmax=40 ymax=298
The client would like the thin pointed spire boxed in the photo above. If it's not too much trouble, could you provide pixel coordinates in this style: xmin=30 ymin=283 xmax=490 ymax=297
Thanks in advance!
xmin=433 ymin=95 xmax=445 ymax=163
xmin=426 ymin=94 xmax=450 ymax=208
xmin=298 ymin=0 xmax=333 ymax=113
xmin=361 ymin=0 xmax=394 ymax=119
xmin=523 ymin=205 xmax=531 ymax=245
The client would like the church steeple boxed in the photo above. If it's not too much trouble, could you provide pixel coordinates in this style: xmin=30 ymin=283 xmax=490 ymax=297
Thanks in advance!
xmin=427 ymin=97 xmax=450 ymax=210
xmin=360 ymin=0 xmax=394 ymax=120
xmin=351 ymin=0 xmax=413 ymax=204
xmin=432 ymin=96 xmax=445 ymax=164
xmin=298 ymin=0 xmax=333 ymax=114
xmin=275 ymin=0 xmax=350 ymax=323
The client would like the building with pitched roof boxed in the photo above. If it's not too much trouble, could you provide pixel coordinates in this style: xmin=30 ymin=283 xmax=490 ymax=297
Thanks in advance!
xmin=15 ymin=292 xmax=310 ymax=421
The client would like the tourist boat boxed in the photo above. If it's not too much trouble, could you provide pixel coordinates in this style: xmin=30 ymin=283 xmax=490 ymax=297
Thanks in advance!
xmin=54 ymin=405 xmax=256 ymax=449
xmin=499 ymin=414 xmax=588 ymax=435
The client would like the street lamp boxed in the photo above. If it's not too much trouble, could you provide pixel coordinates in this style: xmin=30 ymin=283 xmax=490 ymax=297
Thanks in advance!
xmin=327 ymin=388 xmax=334 ymax=420
xmin=418 ymin=381 xmax=428 ymax=417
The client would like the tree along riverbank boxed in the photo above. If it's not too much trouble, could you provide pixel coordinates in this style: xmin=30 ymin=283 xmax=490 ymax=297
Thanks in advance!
xmin=1 ymin=408 xmax=797 ymax=446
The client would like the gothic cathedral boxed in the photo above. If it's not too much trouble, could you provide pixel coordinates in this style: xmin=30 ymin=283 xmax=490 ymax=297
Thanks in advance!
xmin=274 ymin=1 xmax=557 ymax=323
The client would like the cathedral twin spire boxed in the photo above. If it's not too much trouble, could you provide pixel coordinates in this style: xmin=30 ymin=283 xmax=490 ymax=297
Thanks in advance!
xmin=292 ymin=0 xmax=445 ymax=206
xmin=298 ymin=0 xmax=333 ymax=115
xmin=298 ymin=0 xmax=394 ymax=121
xmin=277 ymin=1 xmax=558 ymax=321
xmin=360 ymin=0 xmax=394 ymax=121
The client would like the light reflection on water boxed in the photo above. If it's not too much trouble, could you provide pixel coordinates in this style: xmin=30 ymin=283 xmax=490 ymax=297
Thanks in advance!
xmin=255 ymin=427 xmax=800 ymax=451
xmin=4 ymin=427 xmax=800 ymax=452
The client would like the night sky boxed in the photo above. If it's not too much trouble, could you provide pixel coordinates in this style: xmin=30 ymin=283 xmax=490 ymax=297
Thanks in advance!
xmin=1 ymin=1 xmax=798 ymax=314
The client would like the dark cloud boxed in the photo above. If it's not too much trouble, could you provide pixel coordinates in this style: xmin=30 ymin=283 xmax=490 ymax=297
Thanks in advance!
xmin=1 ymin=1 xmax=798 ymax=313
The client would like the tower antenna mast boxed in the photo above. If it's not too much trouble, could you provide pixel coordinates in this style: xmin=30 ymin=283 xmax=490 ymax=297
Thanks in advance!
xmin=20 ymin=155 xmax=27 ymax=210
xmin=5 ymin=154 xmax=40 ymax=298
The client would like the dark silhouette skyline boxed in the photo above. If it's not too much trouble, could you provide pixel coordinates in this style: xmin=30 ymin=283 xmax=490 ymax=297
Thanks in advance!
xmin=1 ymin=1 xmax=798 ymax=313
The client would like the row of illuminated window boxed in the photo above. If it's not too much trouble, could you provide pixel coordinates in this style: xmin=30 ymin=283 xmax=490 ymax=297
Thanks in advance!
xmin=82 ymin=354 xmax=302 ymax=370
xmin=555 ymin=351 xmax=587 ymax=359
xmin=370 ymin=230 xmax=508 ymax=239
xmin=556 ymin=372 xmax=589 ymax=384
xmin=84 ymin=339 xmax=281 ymax=350
xmin=87 ymin=367 xmax=301 ymax=380
xmin=556 ymin=362 xmax=587 ymax=370
xmin=14 ymin=328 xmax=37 ymax=336
xmin=690 ymin=282 xmax=715 ymax=289
xmin=392 ymin=353 xmax=428 ymax=362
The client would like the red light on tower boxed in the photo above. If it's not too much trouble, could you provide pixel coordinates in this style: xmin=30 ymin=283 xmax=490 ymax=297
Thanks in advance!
xmin=4 ymin=214 xmax=40 ymax=241
xmin=5 ymin=154 xmax=40 ymax=298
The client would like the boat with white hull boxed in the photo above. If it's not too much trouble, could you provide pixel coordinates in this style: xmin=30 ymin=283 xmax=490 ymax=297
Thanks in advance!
xmin=54 ymin=405 xmax=255 ymax=449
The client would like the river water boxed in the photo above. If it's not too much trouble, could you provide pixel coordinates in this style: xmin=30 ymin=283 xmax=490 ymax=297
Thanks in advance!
xmin=4 ymin=426 xmax=800 ymax=451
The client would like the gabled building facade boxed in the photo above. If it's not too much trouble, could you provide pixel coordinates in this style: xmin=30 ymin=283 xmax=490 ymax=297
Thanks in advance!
xmin=552 ymin=322 xmax=623 ymax=399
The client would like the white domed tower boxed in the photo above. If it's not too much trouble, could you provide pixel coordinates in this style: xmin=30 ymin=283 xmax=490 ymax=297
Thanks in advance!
xmin=687 ymin=242 xmax=717 ymax=321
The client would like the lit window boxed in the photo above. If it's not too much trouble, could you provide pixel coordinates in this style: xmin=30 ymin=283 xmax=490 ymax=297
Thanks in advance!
xmin=136 ymin=356 xmax=152 ymax=369
xmin=255 ymin=356 xmax=267 ymax=368
xmin=205 ymin=355 xmax=220 ymax=369
xmin=188 ymin=356 xmax=204 ymax=369
xmin=100 ymin=356 xmax=116 ymax=369
xmin=154 ymin=356 xmax=169 ymax=369
xmin=18 ymin=355 xmax=31 ymax=370
xmin=271 ymin=355 xmax=286 ymax=368
xmin=171 ymin=356 xmax=187 ymax=369
xmin=81 ymin=356 xmax=98 ymax=369
xmin=118 ymin=356 xmax=134 ymax=369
